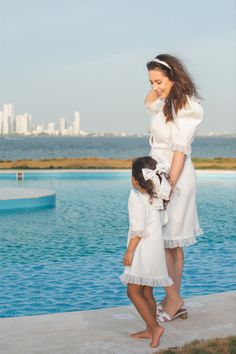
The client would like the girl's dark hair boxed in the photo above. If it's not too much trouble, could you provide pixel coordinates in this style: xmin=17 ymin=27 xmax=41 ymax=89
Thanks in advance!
xmin=132 ymin=156 xmax=160 ymax=202
xmin=146 ymin=54 xmax=200 ymax=122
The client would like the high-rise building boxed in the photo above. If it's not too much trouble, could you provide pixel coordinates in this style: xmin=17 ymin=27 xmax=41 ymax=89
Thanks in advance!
xmin=59 ymin=117 xmax=67 ymax=135
xmin=16 ymin=113 xmax=31 ymax=135
xmin=2 ymin=104 xmax=14 ymax=135
xmin=35 ymin=125 xmax=43 ymax=135
xmin=73 ymin=111 xmax=80 ymax=135
xmin=47 ymin=122 xmax=55 ymax=135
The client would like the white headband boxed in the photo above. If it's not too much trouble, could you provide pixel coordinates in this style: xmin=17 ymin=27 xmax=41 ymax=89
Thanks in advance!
xmin=149 ymin=58 xmax=171 ymax=70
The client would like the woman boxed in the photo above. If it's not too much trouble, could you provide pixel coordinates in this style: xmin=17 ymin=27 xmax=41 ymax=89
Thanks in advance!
xmin=145 ymin=54 xmax=203 ymax=321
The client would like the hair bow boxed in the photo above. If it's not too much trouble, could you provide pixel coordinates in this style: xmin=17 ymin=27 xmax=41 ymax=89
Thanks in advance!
xmin=155 ymin=161 xmax=168 ymax=174
xmin=142 ymin=167 xmax=160 ymax=182
xmin=142 ymin=164 xmax=171 ymax=201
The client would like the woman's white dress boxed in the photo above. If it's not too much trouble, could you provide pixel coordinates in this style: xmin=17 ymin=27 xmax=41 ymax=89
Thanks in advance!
xmin=147 ymin=96 xmax=203 ymax=248
xmin=119 ymin=189 xmax=173 ymax=287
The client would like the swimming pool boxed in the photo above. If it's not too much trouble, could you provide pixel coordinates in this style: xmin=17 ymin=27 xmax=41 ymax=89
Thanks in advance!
xmin=0 ymin=171 xmax=235 ymax=317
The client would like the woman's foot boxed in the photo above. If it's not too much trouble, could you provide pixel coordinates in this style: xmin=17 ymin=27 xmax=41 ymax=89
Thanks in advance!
xmin=150 ymin=326 xmax=164 ymax=348
xmin=162 ymin=297 xmax=184 ymax=318
xmin=160 ymin=296 xmax=168 ymax=308
xmin=130 ymin=329 xmax=152 ymax=339
xmin=157 ymin=308 xmax=188 ymax=322
xmin=157 ymin=303 xmax=163 ymax=313
xmin=157 ymin=297 xmax=187 ymax=322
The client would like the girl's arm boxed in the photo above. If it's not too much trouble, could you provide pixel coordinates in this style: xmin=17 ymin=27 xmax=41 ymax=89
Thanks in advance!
xmin=145 ymin=89 xmax=158 ymax=105
xmin=123 ymin=236 xmax=141 ymax=266
xmin=168 ymin=151 xmax=186 ymax=190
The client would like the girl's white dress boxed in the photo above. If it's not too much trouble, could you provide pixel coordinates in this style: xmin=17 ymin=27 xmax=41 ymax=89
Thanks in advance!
xmin=147 ymin=96 xmax=203 ymax=248
xmin=119 ymin=189 xmax=173 ymax=287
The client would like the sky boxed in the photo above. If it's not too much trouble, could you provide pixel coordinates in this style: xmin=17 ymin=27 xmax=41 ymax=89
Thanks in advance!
xmin=0 ymin=0 xmax=235 ymax=134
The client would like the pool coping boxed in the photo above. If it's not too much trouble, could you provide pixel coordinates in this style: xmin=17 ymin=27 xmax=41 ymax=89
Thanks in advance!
xmin=0 ymin=169 xmax=235 ymax=174
xmin=0 ymin=291 xmax=235 ymax=354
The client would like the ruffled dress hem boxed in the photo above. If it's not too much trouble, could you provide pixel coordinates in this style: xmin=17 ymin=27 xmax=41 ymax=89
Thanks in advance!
xmin=164 ymin=228 xmax=203 ymax=248
xmin=119 ymin=273 xmax=173 ymax=287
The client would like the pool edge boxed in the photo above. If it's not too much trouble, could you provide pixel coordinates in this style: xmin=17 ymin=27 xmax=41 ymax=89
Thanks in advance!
xmin=0 ymin=168 xmax=235 ymax=174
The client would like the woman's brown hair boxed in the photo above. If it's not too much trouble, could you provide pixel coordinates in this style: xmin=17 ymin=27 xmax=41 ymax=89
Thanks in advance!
xmin=146 ymin=54 xmax=200 ymax=122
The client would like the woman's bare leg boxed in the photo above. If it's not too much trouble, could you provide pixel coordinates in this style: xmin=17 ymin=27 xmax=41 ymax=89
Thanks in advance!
xmin=159 ymin=248 xmax=176 ymax=308
xmin=160 ymin=247 xmax=185 ymax=317
xmin=173 ymin=247 xmax=184 ymax=292
xmin=127 ymin=284 xmax=164 ymax=347
xmin=163 ymin=283 xmax=184 ymax=318
xmin=165 ymin=247 xmax=184 ymax=292
xmin=161 ymin=247 xmax=184 ymax=307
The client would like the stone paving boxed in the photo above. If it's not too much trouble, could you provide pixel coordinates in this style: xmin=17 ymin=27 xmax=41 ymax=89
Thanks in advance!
xmin=0 ymin=291 xmax=235 ymax=354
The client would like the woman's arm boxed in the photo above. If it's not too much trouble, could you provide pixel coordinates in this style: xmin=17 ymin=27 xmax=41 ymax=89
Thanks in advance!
xmin=145 ymin=89 xmax=158 ymax=105
xmin=168 ymin=151 xmax=186 ymax=189
xmin=123 ymin=236 xmax=141 ymax=266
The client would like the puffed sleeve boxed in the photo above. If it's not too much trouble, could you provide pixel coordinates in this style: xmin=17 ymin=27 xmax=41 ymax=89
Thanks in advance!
xmin=171 ymin=96 xmax=203 ymax=155
xmin=128 ymin=189 xmax=146 ymax=238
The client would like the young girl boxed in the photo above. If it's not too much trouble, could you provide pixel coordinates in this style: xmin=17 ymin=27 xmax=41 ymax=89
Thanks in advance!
xmin=119 ymin=156 xmax=185 ymax=348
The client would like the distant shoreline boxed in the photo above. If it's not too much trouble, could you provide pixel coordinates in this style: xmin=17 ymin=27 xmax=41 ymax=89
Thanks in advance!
xmin=0 ymin=134 xmax=235 ymax=138
xmin=0 ymin=157 xmax=235 ymax=170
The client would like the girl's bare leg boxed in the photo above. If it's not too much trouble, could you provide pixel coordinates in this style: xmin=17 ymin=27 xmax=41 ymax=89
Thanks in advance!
xmin=127 ymin=284 xmax=164 ymax=347
xmin=130 ymin=286 xmax=156 ymax=339
xmin=143 ymin=286 xmax=157 ymax=317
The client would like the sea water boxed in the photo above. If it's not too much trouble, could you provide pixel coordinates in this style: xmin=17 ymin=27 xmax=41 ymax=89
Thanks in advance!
xmin=0 ymin=136 xmax=235 ymax=160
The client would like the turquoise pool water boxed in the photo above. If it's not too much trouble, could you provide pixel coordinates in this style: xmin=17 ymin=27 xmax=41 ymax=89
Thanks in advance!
xmin=0 ymin=171 xmax=235 ymax=318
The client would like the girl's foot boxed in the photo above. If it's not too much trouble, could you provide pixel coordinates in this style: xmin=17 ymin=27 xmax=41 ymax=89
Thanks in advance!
xmin=150 ymin=326 xmax=164 ymax=348
xmin=130 ymin=329 xmax=151 ymax=339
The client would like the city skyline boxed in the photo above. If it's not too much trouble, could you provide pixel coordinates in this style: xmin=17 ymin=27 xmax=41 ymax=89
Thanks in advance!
xmin=0 ymin=103 xmax=82 ymax=136
xmin=0 ymin=102 xmax=235 ymax=137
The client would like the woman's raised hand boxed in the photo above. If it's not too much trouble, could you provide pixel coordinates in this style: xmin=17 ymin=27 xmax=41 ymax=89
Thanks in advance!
xmin=145 ymin=89 xmax=158 ymax=105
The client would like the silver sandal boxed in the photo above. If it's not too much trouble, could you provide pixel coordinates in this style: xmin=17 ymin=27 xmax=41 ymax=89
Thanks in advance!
xmin=157 ymin=303 xmax=164 ymax=313
xmin=157 ymin=308 xmax=188 ymax=322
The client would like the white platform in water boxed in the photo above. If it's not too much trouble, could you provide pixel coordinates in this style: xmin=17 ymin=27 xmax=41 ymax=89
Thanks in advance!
xmin=0 ymin=188 xmax=56 ymax=210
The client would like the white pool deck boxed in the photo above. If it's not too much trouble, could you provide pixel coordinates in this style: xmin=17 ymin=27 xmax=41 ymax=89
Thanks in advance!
xmin=0 ymin=291 xmax=235 ymax=354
